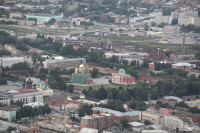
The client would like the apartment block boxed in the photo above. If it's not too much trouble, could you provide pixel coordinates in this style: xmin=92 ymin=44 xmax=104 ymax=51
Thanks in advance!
xmin=80 ymin=113 xmax=112 ymax=130
xmin=140 ymin=111 xmax=194 ymax=130
xmin=43 ymin=58 xmax=86 ymax=69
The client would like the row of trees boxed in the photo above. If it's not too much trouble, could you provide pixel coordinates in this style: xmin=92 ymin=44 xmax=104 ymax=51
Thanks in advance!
xmin=83 ymin=74 xmax=200 ymax=102
xmin=37 ymin=68 xmax=74 ymax=92
xmin=16 ymin=104 xmax=51 ymax=120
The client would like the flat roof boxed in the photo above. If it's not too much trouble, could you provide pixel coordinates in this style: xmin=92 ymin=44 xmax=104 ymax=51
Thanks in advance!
xmin=93 ymin=107 xmax=140 ymax=117
xmin=0 ymin=85 xmax=21 ymax=91
xmin=172 ymin=63 xmax=193 ymax=66
xmin=45 ymin=58 xmax=86 ymax=64
xmin=0 ymin=120 xmax=17 ymax=131
xmin=163 ymin=96 xmax=182 ymax=101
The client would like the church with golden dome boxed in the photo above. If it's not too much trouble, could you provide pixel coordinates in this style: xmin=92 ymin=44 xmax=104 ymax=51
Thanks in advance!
xmin=72 ymin=64 xmax=93 ymax=85
xmin=36 ymin=81 xmax=53 ymax=96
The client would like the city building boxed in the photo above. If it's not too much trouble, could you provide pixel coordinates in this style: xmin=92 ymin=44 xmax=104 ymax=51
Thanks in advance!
xmin=142 ymin=130 xmax=168 ymax=133
xmin=110 ymin=15 xmax=129 ymax=24
xmin=148 ymin=62 xmax=155 ymax=70
xmin=0 ymin=57 xmax=25 ymax=67
xmin=171 ymin=63 xmax=196 ymax=71
xmin=155 ymin=16 xmax=170 ymax=25
xmin=36 ymin=82 xmax=53 ymax=96
xmin=93 ymin=107 xmax=140 ymax=123
xmin=25 ymin=13 xmax=63 ymax=22
xmin=54 ymin=17 xmax=72 ymax=28
xmin=0 ymin=79 xmax=43 ymax=105
xmin=170 ymin=53 xmax=195 ymax=60
xmin=43 ymin=58 xmax=86 ymax=69
xmin=9 ymin=12 xmax=24 ymax=19
xmin=105 ymin=52 xmax=149 ymax=63
xmin=184 ymin=101 xmax=200 ymax=109
xmin=174 ymin=110 xmax=200 ymax=124
xmin=147 ymin=106 xmax=172 ymax=115
xmin=80 ymin=113 xmax=113 ymax=130
xmin=140 ymin=111 xmax=194 ymax=130
xmin=0 ymin=105 xmax=19 ymax=121
xmin=112 ymin=68 xmax=136 ymax=85
xmin=17 ymin=20 xmax=36 ymax=27
xmin=72 ymin=64 xmax=93 ymax=85
xmin=161 ymin=96 xmax=182 ymax=104
xmin=79 ymin=128 xmax=98 ymax=133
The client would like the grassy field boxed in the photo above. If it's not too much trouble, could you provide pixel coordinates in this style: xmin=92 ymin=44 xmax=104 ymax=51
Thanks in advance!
xmin=0 ymin=25 xmax=40 ymax=33
xmin=135 ymin=41 xmax=200 ymax=54
xmin=74 ymin=83 xmax=136 ymax=90
xmin=83 ymin=33 xmax=153 ymax=42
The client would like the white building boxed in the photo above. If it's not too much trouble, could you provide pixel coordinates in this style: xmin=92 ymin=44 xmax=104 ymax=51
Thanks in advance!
xmin=9 ymin=12 xmax=22 ymax=19
xmin=43 ymin=58 xmax=86 ymax=69
xmin=79 ymin=128 xmax=98 ymax=133
xmin=142 ymin=130 xmax=168 ymax=133
xmin=0 ymin=57 xmax=25 ymax=67
xmin=23 ymin=102 xmax=44 ymax=108
xmin=140 ymin=111 xmax=194 ymax=130
xmin=105 ymin=52 xmax=148 ymax=63
xmin=155 ymin=16 xmax=170 ymax=25
xmin=0 ymin=89 xmax=43 ymax=105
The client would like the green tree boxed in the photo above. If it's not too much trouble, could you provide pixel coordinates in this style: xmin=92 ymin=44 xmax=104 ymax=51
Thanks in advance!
xmin=144 ymin=120 xmax=151 ymax=125
xmin=68 ymin=84 xmax=74 ymax=93
xmin=91 ymin=67 xmax=99 ymax=78
xmin=96 ymin=85 xmax=108 ymax=99
xmin=7 ymin=126 xmax=17 ymax=133
xmin=171 ymin=19 xmax=178 ymax=25
xmin=120 ymin=118 xmax=130 ymax=129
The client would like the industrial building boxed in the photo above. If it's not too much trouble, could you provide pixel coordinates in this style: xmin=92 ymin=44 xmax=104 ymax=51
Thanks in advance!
xmin=0 ymin=57 xmax=25 ymax=67
xmin=43 ymin=58 xmax=86 ymax=69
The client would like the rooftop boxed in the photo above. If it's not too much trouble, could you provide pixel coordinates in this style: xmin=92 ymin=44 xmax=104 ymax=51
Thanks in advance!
xmin=93 ymin=107 xmax=140 ymax=117
xmin=0 ymin=105 xmax=18 ymax=111
xmin=0 ymin=120 xmax=17 ymax=131
xmin=129 ymin=121 xmax=145 ymax=127
xmin=172 ymin=63 xmax=194 ymax=67
xmin=45 ymin=58 xmax=85 ymax=64
xmin=7 ymin=89 xmax=40 ymax=95
xmin=162 ymin=96 xmax=182 ymax=101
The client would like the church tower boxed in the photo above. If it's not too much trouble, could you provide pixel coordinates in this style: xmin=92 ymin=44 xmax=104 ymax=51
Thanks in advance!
xmin=26 ymin=78 xmax=33 ymax=89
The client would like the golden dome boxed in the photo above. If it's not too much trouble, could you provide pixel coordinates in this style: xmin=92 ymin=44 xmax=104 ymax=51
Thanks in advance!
xmin=79 ymin=64 xmax=85 ymax=68
xmin=75 ymin=67 xmax=78 ymax=71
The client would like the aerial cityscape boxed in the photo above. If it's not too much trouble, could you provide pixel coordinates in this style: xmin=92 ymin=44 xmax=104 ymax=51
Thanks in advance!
xmin=0 ymin=0 xmax=200 ymax=133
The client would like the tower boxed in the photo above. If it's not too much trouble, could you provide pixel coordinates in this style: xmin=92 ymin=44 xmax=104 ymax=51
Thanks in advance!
xmin=182 ymin=33 xmax=185 ymax=54
xmin=22 ymin=80 xmax=26 ymax=89
xmin=26 ymin=78 xmax=33 ymax=89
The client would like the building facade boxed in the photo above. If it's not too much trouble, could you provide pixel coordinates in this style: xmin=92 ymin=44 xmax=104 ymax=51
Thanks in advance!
xmin=43 ymin=58 xmax=86 ymax=69
xmin=80 ymin=113 xmax=113 ymax=130
xmin=140 ymin=111 xmax=191 ymax=130
xmin=0 ymin=57 xmax=25 ymax=67
xmin=0 ymin=105 xmax=19 ymax=121
xmin=72 ymin=64 xmax=93 ymax=84
xmin=93 ymin=107 xmax=140 ymax=123
xmin=112 ymin=68 xmax=136 ymax=85
xmin=171 ymin=63 xmax=196 ymax=71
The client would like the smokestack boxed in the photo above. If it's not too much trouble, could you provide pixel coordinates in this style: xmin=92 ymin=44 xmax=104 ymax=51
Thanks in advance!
xmin=182 ymin=33 xmax=185 ymax=54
